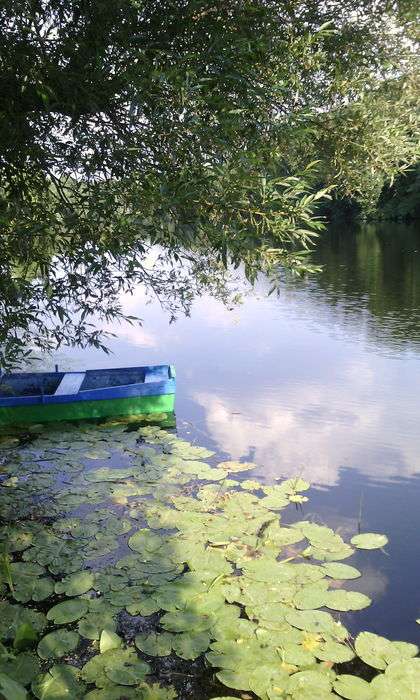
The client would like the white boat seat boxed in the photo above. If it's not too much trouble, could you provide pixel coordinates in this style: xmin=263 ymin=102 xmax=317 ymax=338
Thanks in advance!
xmin=55 ymin=372 xmax=86 ymax=396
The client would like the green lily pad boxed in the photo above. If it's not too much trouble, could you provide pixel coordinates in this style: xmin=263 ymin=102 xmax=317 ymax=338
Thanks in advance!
xmin=281 ymin=643 xmax=316 ymax=666
xmin=0 ymin=527 xmax=33 ymax=552
xmin=139 ymin=683 xmax=177 ymax=700
xmin=99 ymin=629 xmax=122 ymax=654
xmin=160 ymin=610 xmax=215 ymax=633
xmin=85 ymin=682 xmax=177 ymax=700
xmin=354 ymin=631 xmax=418 ymax=670
xmin=288 ymin=493 xmax=309 ymax=503
xmin=314 ymin=639 xmax=355 ymax=663
xmin=217 ymin=461 xmax=256 ymax=473
xmin=47 ymin=599 xmax=89 ymax=625
xmin=370 ymin=658 xmax=420 ymax=698
xmin=171 ymin=631 xmax=211 ymax=660
xmin=55 ymin=571 xmax=95 ymax=596
xmin=286 ymin=610 xmax=348 ymax=640
xmin=0 ymin=672 xmax=27 ymax=700
xmin=84 ymin=449 xmax=111 ymax=460
xmin=32 ymin=664 xmax=85 ymax=700
xmin=0 ymin=651 xmax=40 ymax=685
xmin=127 ymin=528 xmax=166 ymax=554
xmin=84 ymin=688 xmax=146 ymax=700
xmin=248 ymin=664 xmax=291 ymax=697
xmin=135 ymin=632 xmax=173 ymax=657
xmin=82 ymin=648 xmax=149 ymax=688
xmin=240 ymin=480 xmax=262 ymax=491
xmin=78 ymin=613 xmax=117 ymax=640
xmin=9 ymin=562 xmax=45 ymax=578
xmin=104 ymin=654 xmax=150 ymax=686
xmin=350 ymin=533 xmax=388 ymax=550
xmin=81 ymin=653 xmax=111 ymax=688
xmin=294 ymin=583 xmax=329 ymax=610
xmin=85 ymin=468 xmax=134 ymax=482
xmin=0 ymin=602 xmax=47 ymax=642
xmin=215 ymin=669 xmax=251 ymax=692
xmin=11 ymin=576 xmax=55 ymax=604
xmin=287 ymin=669 xmax=334 ymax=695
xmin=322 ymin=563 xmax=361 ymax=580
xmin=13 ymin=622 xmax=39 ymax=651
xmin=333 ymin=674 xmax=374 ymax=699
xmin=324 ymin=590 xmax=371 ymax=612
xmin=37 ymin=630 xmax=80 ymax=660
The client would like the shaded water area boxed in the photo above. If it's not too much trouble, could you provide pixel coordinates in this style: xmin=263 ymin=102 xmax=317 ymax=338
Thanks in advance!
xmin=2 ymin=221 xmax=420 ymax=698
xmin=50 ymin=222 xmax=420 ymax=643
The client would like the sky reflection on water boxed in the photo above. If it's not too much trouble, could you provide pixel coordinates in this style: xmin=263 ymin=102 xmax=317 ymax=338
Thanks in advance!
xmin=51 ymin=223 xmax=420 ymax=490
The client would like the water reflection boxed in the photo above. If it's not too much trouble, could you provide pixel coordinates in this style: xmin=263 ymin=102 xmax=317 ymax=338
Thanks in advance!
xmin=48 ymin=223 xmax=420 ymax=490
xmin=308 ymin=221 xmax=420 ymax=351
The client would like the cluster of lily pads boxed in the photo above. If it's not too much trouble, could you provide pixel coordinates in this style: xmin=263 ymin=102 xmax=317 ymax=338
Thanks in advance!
xmin=0 ymin=417 xmax=419 ymax=699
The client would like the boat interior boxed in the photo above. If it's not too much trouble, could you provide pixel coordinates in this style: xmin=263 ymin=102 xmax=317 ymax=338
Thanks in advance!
xmin=0 ymin=373 xmax=64 ymax=397
xmin=0 ymin=367 xmax=151 ymax=397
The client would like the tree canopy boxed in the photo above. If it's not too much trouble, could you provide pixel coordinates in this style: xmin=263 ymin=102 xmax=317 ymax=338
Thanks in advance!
xmin=1 ymin=0 xmax=419 ymax=367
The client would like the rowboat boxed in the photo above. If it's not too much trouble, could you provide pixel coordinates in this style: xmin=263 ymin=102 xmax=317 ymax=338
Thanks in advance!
xmin=0 ymin=365 xmax=176 ymax=426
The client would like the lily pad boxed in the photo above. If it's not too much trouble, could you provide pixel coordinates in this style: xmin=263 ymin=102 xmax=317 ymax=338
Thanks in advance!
xmin=37 ymin=630 xmax=80 ymax=660
xmin=286 ymin=610 xmax=348 ymax=640
xmin=355 ymin=631 xmax=418 ymax=670
xmin=47 ymin=599 xmax=89 ymax=625
xmin=135 ymin=632 xmax=173 ymax=657
xmin=84 ymin=688 xmax=146 ymax=700
xmin=99 ymin=629 xmax=122 ymax=654
xmin=32 ymin=664 xmax=86 ymax=700
xmin=217 ymin=461 xmax=256 ymax=473
xmin=287 ymin=669 xmax=334 ymax=695
xmin=324 ymin=590 xmax=371 ymax=612
xmin=322 ymin=563 xmax=361 ymax=580
xmin=160 ymin=610 xmax=215 ymax=633
xmin=55 ymin=571 xmax=95 ymax=597
xmin=0 ymin=672 xmax=27 ymax=700
xmin=104 ymin=654 xmax=150 ymax=686
xmin=350 ymin=533 xmax=388 ymax=550
xmin=0 ymin=651 xmax=40 ymax=685
xmin=314 ymin=639 xmax=355 ymax=664
xmin=78 ymin=613 xmax=117 ymax=640
xmin=11 ymin=576 xmax=55 ymax=604
xmin=333 ymin=674 xmax=374 ymax=699
xmin=171 ymin=631 xmax=211 ymax=660
xmin=0 ymin=602 xmax=47 ymax=642
xmin=294 ymin=583 xmax=329 ymax=610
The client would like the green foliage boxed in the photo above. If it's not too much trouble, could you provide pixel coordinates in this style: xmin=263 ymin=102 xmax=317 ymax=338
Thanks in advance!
xmin=32 ymin=664 xmax=85 ymax=700
xmin=0 ymin=1 xmax=418 ymax=367
xmin=0 ymin=672 xmax=27 ymax=700
xmin=378 ymin=163 xmax=420 ymax=220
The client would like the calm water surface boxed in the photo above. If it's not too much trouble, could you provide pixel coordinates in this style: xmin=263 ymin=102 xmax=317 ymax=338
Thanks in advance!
xmin=45 ymin=222 xmax=420 ymax=642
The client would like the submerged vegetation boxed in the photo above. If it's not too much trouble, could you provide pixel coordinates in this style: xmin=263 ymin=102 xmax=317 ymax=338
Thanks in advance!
xmin=0 ymin=419 xmax=419 ymax=698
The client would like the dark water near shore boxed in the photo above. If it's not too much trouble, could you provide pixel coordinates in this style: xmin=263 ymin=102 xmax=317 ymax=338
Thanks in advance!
xmin=41 ymin=222 xmax=420 ymax=643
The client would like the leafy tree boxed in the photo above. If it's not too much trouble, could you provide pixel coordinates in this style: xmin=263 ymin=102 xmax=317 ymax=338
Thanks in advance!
xmin=378 ymin=162 xmax=420 ymax=219
xmin=0 ymin=0 xmax=418 ymax=367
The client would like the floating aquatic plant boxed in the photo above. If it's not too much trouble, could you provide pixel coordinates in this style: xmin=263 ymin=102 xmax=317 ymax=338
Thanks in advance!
xmin=0 ymin=419 xmax=415 ymax=699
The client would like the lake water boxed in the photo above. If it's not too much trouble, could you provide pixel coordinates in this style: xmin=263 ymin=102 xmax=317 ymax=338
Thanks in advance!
xmin=44 ymin=221 xmax=420 ymax=643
